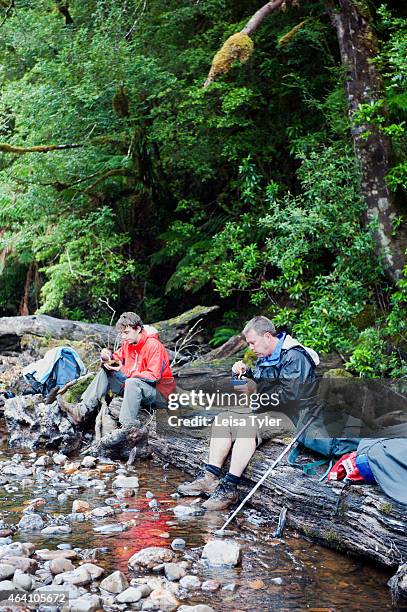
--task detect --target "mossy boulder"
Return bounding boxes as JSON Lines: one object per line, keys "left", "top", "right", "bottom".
{"left": 323, "top": 368, "right": 354, "bottom": 379}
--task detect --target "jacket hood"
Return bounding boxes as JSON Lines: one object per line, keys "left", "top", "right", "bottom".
{"left": 282, "top": 333, "right": 320, "bottom": 367}
{"left": 143, "top": 324, "right": 159, "bottom": 338}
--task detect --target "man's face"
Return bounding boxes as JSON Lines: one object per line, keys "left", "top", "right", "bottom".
{"left": 121, "top": 325, "right": 142, "bottom": 344}
{"left": 244, "top": 329, "right": 278, "bottom": 357}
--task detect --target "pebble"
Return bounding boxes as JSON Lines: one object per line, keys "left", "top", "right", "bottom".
{"left": 178, "top": 606, "right": 216, "bottom": 612}
{"left": 0, "top": 564, "right": 16, "bottom": 580}
{"left": 18, "top": 514, "right": 44, "bottom": 531}
{"left": 172, "top": 505, "right": 204, "bottom": 517}
{"left": 171, "top": 538, "right": 186, "bottom": 551}
{"left": 49, "top": 557, "right": 75, "bottom": 574}
{"left": 145, "top": 491, "right": 155, "bottom": 498}
{"left": 201, "top": 579, "right": 220, "bottom": 592}
{"left": 57, "top": 493, "right": 68, "bottom": 504}
{"left": 201, "top": 540, "right": 241, "bottom": 566}
{"left": 142, "top": 587, "right": 179, "bottom": 611}
{"left": 222, "top": 582, "right": 237, "bottom": 592}
{"left": 100, "top": 570, "right": 129, "bottom": 593}
{"left": 164, "top": 563, "right": 186, "bottom": 582}
{"left": 41, "top": 525, "right": 71, "bottom": 535}
{"left": 112, "top": 476, "right": 139, "bottom": 489}
{"left": 90, "top": 506, "right": 115, "bottom": 518}
{"left": 128, "top": 547, "right": 174, "bottom": 571}
{"left": 115, "top": 586, "right": 145, "bottom": 603}
{"left": 69, "top": 593, "right": 101, "bottom": 612}
{"left": 179, "top": 575, "right": 202, "bottom": 590}
{"left": 72, "top": 500, "right": 90, "bottom": 513}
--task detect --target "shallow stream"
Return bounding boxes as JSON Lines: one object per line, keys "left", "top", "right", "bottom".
{"left": 0, "top": 428, "right": 398, "bottom": 612}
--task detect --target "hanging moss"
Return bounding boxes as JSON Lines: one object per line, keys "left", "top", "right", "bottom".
{"left": 205, "top": 32, "right": 254, "bottom": 86}
{"left": 278, "top": 19, "right": 309, "bottom": 46}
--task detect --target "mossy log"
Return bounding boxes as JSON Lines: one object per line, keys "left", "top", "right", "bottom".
{"left": 149, "top": 422, "right": 407, "bottom": 568}
{"left": 0, "top": 306, "right": 218, "bottom": 351}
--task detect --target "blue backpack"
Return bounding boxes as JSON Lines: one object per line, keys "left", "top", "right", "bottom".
{"left": 23, "top": 347, "right": 86, "bottom": 398}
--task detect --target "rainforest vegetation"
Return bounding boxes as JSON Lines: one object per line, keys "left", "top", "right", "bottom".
{"left": 0, "top": 0, "right": 405, "bottom": 377}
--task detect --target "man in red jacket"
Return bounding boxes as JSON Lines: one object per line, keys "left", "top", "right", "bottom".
{"left": 58, "top": 312, "right": 175, "bottom": 429}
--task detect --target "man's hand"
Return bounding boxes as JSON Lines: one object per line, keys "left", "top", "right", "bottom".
{"left": 232, "top": 360, "right": 247, "bottom": 378}
{"left": 100, "top": 348, "right": 112, "bottom": 362}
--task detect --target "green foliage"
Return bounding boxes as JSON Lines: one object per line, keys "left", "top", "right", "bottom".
{"left": 0, "top": 0, "right": 404, "bottom": 378}
{"left": 209, "top": 326, "right": 239, "bottom": 347}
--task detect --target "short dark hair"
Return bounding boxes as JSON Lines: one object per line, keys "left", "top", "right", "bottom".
{"left": 243, "top": 316, "right": 276, "bottom": 337}
{"left": 116, "top": 312, "right": 144, "bottom": 332}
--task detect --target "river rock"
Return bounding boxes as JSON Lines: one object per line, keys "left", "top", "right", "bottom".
{"left": 0, "top": 542, "right": 34, "bottom": 558}
{"left": 77, "top": 562, "right": 104, "bottom": 580}
{"left": 55, "top": 567, "right": 92, "bottom": 586}
{"left": 116, "top": 585, "right": 145, "bottom": 603}
{"left": 171, "top": 538, "right": 186, "bottom": 551}
{"left": 112, "top": 476, "right": 140, "bottom": 489}
{"left": 201, "top": 579, "right": 220, "bottom": 592}
{"left": 90, "top": 506, "right": 115, "bottom": 518}
{"left": 0, "top": 564, "right": 15, "bottom": 580}
{"left": 172, "top": 505, "right": 204, "bottom": 517}
{"left": 1, "top": 556, "right": 37, "bottom": 573}
{"left": 53, "top": 453, "right": 68, "bottom": 466}
{"left": 3, "top": 395, "right": 79, "bottom": 454}
{"left": 41, "top": 525, "right": 71, "bottom": 535}
{"left": 100, "top": 570, "right": 129, "bottom": 593}
{"left": 128, "top": 547, "right": 174, "bottom": 571}
{"left": 18, "top": 514, "right": 44, "bottom": 531}
{"left": 72, "top": 500, "right": 90, "bottom": 513}
{"left": 0, "top": 579, "right": 14, "bottom": 591}
{"left": 2, "top": 464, "right": 33, "bottom": 477}
{"left": 179, "top": 574, "right": 201, "bottom": 589}
{"left": 201, "top": 540, "right": 241, "bottom": 566}
{"left": 35, "top": 549, "right": 78, "bottom": 561}
{"left": 178, "top": 606, "right": 216, "bottom": 612}
{"left": 164, "top": 563, "right": 186, "bottom": 582}
{"left": 49, "top": 557, "right": 75, "bottom": 574}
{"left": 13, "top": 568, "right": 33, "bottom": 591}
{"left": 81, "top": 456, "right": 96, "bottom": 468}
{"left": 69, "top": 593, "right": 101, "bottom": 612}
{"left": 34, "top": 455, "right": 51, "bottom": 467}
{"left": 142, "top": 587, "right": 179, "bottom": 611}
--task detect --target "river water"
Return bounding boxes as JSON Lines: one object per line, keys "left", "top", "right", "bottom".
{"left": 0, "top": 432, "right": 397, "bottom": 612}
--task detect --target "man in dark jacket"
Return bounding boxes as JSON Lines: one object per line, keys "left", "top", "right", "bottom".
{"left": 177, "top": 315, "right": 319, "bottom": 510}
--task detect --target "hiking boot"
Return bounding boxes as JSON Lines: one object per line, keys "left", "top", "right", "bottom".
{"left": 177, "top": 469, "right": 220, "bottom": 496}
{"left": 57, "top": 396, "right": 86, "bottom": 425}
{"left": 201, "top": 479, "right": 239, "bottom": 511}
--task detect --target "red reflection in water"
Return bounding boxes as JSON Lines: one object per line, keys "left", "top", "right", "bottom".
{"left": 111, "top": 496, "right": 175, "bottom": 572}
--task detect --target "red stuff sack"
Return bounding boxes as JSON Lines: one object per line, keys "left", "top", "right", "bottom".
{"left": 328, "top": 451, "right": 365, "bottom": 482}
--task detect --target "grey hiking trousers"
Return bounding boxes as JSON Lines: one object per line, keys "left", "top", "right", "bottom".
{"left": 81, "top": 369, "right": 165, "bottom": 427}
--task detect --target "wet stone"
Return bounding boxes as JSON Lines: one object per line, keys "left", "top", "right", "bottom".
{"left": 69, "top": 593, "right": 101, "bottom": 612}
{"left": 13, "top": 568, "right": 33, "bottom": 591}
{"left": 141, "top": 587, "right": 179, "bottom": 612}
{"left": 202, "top": 540, "right": 241, "bottom": 566}
{"left": 178, "top": 606, "right": 216, "bottom": 612}
{"left": 116, "top": 586, "right": 145, "bottom": 603}
{"left": 179, "top": 574, "right": 202, "bottom": 590}
{"left": 49, "top": 557, "right": 75, "bottom": 575}
{"left": 72, "top": 500, "right": 90, "bottom": 513}
{"left": 170, "top": 538, "right": 186, "bottom": 551}
{"left": 201, "top": 579, "right": 220, "bottom": 592}
{"left": 164, "top": 563, "right": 186, "bottom": 582}
{"left": 90, "top": 506, "right": 115, "bottom": 518}
{"left": 112, "top": 476, "right": 139, "bottom": 489}
{"left": 100, "top": 570, "right": 129, "bottom": 593}
{"left": 0, "top": 564, "right": 15, "bottom": 580}
{"left": 128, "top": 547, "right": 174, "bottom": 571}
{"left": 41, "top": 525, "right": 71, "bottom": 535}
{"left": 172, "top": 505, "right": 204, "bottom": 517}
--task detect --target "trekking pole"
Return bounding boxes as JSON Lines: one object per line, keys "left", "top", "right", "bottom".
{"left": 216, "top": 404, "right": 322, "bottom": 534}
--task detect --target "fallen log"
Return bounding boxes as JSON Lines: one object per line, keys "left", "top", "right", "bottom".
{"left": 149, "top": 421, "right": 407, "bottom": 568}
{"left": 0, "top": 305, "right": 218, "bottom": 351}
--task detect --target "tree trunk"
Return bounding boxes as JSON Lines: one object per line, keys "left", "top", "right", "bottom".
{"left": 330, "top": 0, "right": 406, "bottom": 281}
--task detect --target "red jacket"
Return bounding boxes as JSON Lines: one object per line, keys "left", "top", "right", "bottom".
{"left": 113, "top": 326, "right": 175, "bottom": 398}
